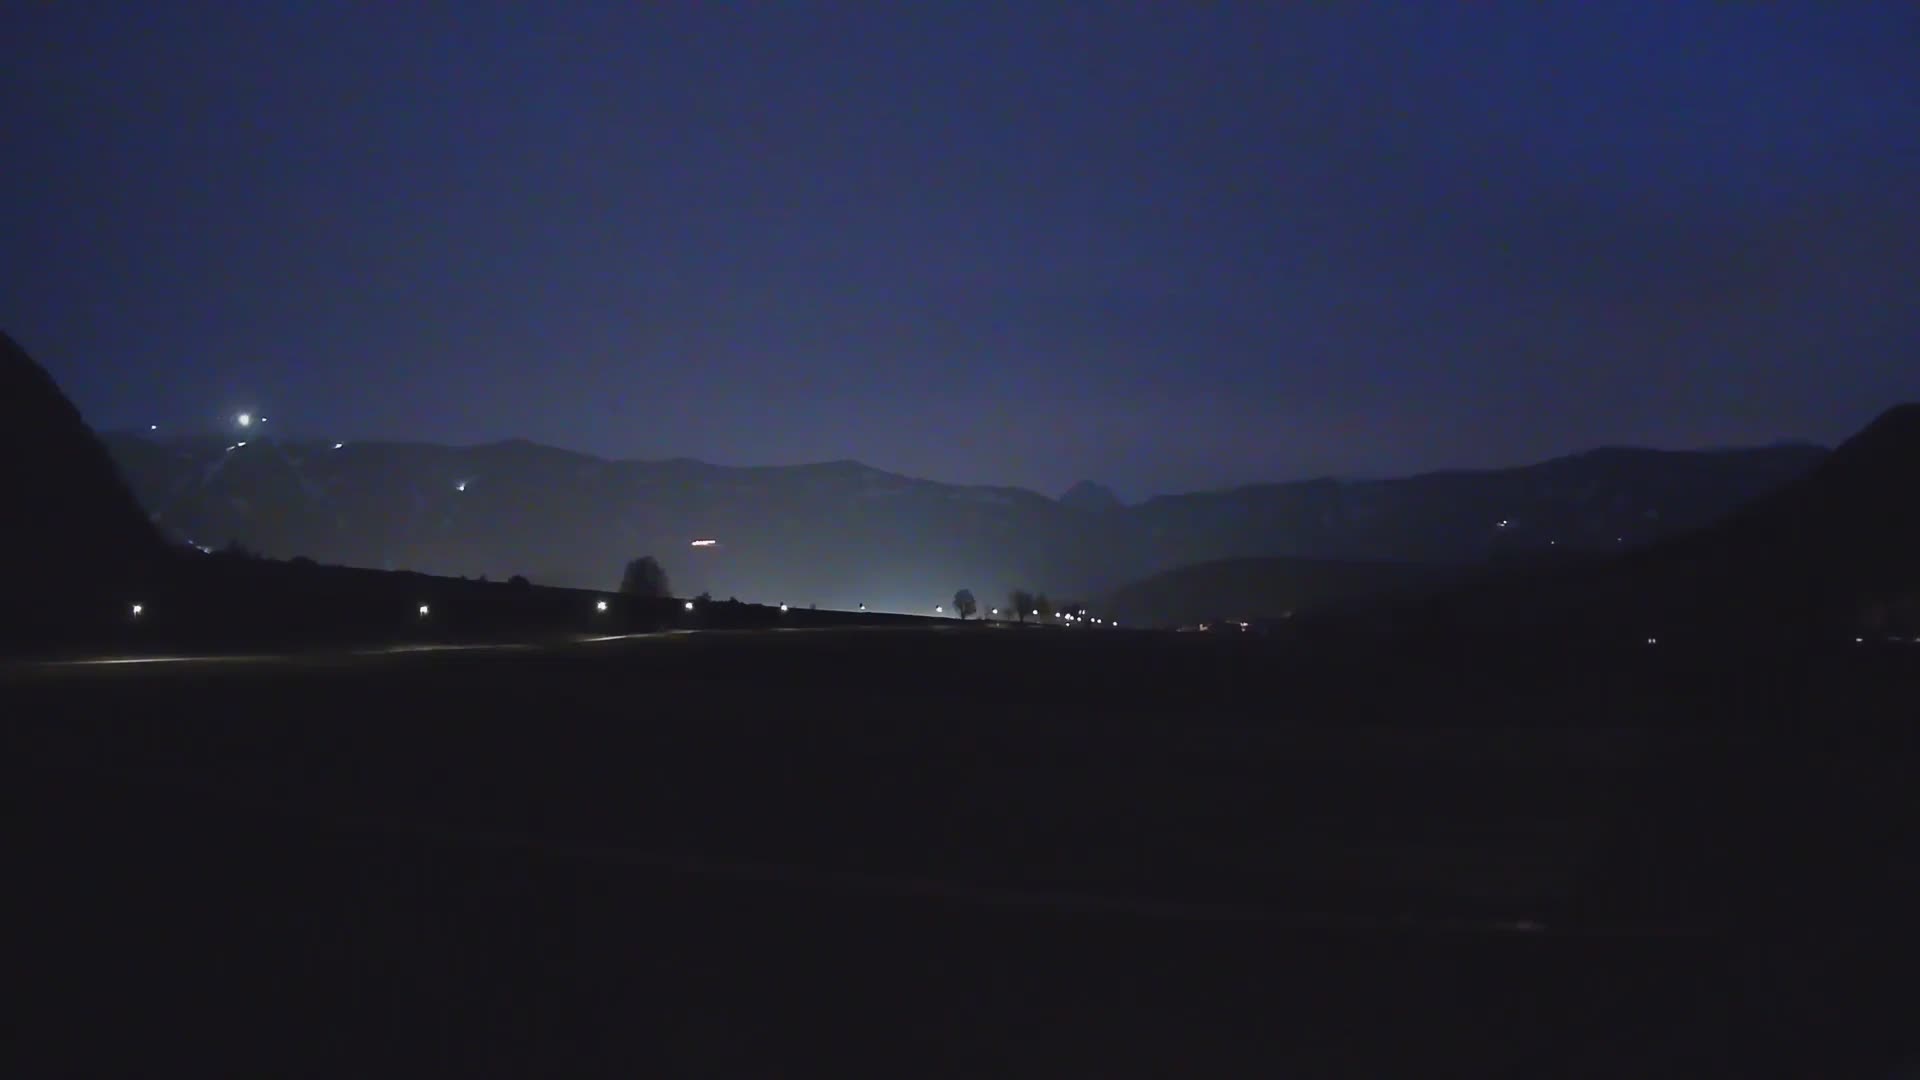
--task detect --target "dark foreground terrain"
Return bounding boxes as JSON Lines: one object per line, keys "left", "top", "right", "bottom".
{"left": 8, "top": 627, "right": 1919, "bottom": 1077}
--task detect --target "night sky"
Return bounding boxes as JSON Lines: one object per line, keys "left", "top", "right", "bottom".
{"left": 6, "top": 4, "right": 1917, "bottom": 499}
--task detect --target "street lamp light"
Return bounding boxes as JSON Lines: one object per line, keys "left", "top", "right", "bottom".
{"left": 595, "top": 599, "right": 608, "bottom": 613}
{"left": 684, "top": 600, "right": 695, "bottom": 612}
{"left": 130, "top": 603, "right": 144, "bottom": 617}
{"left": 418, "top": 604, "right": 430, "bottom": 617}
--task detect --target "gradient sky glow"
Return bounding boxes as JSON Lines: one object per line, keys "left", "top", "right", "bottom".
{"left": 5, "top": 3, "right": 1918, "bottom": 498}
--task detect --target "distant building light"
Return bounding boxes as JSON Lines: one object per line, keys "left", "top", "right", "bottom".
{"left": 148, "top": 424, "right": 158, "bottom": 432}
{"left": 780, "top": 603, "right": 789, "bottom": 612}
{"left": 418, "top": 604, "right": 431, "bottom": 617}
{"left": 454, "top": 480, "right": 467, "bottom": 492}
{"left": 1031, "top": 610, "right": 1038, "bottom": 616}
{"left": 990, "top": 608, "right": 999, "bottom": 615}
{"left": 236, "top": 412, "right": 253, "bottom": 427}
{"left": 130, "top": 603, "right": 144, "bottom": 616}
{"left": 684, "top": 600, "right": 695, "bottom": 611}
{"left": 690, "top": 538, "right": 718, "bottom": 547}
{"left": 234, "top": 441, "right": 247, "bottom": 448}
{"left": 595, "top": 599, "right": 608, "bottom": 612}
{"left": 1497, "top": 520, "right": 1509, "bottom": 528}
{"left": 859, "top": 604, "right": 868, "bottom": 611}
{"left": 1645, "top": 636, "right": 1657, "bottom": 645}
{"left": 935, "top": 605, "right": 944, "bottom": 613}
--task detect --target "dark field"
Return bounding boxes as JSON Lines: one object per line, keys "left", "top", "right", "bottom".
{"left": 8, "top": 628, "right": 1919, "bottom": 1076}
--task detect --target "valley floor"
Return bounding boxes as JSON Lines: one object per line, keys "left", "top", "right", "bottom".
{"left": 7, "top": 629, "right": 1918, "bottom": 1076}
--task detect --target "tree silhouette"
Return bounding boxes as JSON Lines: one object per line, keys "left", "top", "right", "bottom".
{"left": 619, "top": 556, "right": 671, "bottom": 598}
{"left": 1035, "top": 593, "right": 1055, "bottom": 619}
{"left": 1009, "top": 589, "right": 1036, "bottom": 623}
{"left": 953, "top": 588, "right": 977, "bottom": 620}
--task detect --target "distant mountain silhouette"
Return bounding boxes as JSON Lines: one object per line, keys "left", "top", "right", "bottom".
{"left": 1, "top": 331, "right": 163, "bottom": 628}
{"left": 1100, "top": 557, "right": 1465, "bottom": 628}
{"left": 99, "top": 431, "right": 1824, "bottom": 610}
{"left": 1059, "top": 480, "right": 1124, "bottom": 512}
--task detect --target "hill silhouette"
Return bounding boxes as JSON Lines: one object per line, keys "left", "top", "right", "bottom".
{"left": 0, "top": 331, "right": 164, "bottom": 638}
{"left": 1100, "top": 557, "right": 1465, "bottom": 628}
{"left": 1636, "top": 402, "right": 1920, "bottom": 635}
{"left": 1406, "top": 404, "right": 1920, "bottom": 644}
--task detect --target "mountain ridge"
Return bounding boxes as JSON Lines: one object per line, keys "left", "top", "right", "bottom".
{"left": 99, "top": 426, "right": 1828, "bottom": 611}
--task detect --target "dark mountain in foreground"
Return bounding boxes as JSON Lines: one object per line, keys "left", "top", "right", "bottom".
{"left": 1405, "top": 404, "right": 1920, "bottom": 644}
{"left": 99, "top": 430, "right": 1825, "bottom": 609}
{"left": 1, "top": 332, "right": 163, "bottom": 625}
{"left": 1099, "top": 557, "right": 1467, "bottom": 628}
{"left": 1636, "top": 403, "right": 1920, "bottom": 634}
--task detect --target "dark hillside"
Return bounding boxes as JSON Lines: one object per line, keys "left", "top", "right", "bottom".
{"left": 1101, "top": 557, "right": 1464, "bottom": 628}
{"left": 0, "top": 331, "right": 165, "bottom": 641}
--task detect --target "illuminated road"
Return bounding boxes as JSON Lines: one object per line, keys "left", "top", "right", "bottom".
{"left": 3, "top": 624, "right": 924, "bottom": 680}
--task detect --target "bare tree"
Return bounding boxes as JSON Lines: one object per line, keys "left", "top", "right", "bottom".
{"left": 619, "top": 556, "right": 671, "bottom": 598}
{"left": 1009, "top": 589, "right": 1036, "bottom": 623}
{"left": 1035, "top": 593, "right": 1055, "bottom": 620}
{"left": 953, "top": 588, "right": 977, "bottom": 620}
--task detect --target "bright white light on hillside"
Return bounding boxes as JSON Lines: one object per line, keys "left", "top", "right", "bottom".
{"left": 1031, "top": 610, "right": 1038, "bottom": 616}
{"left": 780, "top": 603, "right": 789, "bottom": 612}
{"left": 690, "top": 538, "right": 717, "bottom": 547}
{"left": 684, "top": 600, "right": 695, "bottom": 611}
{"left": 990, "top": 608, "right": 998, "bottom": 616}
{"left": 595, "top": 600, "right": 608, "bottom": 612}
{"left": 859, "top": 604, "right": 868, "bottom": 611}
{"left": 130, "top": 603, "right": 143, "bottom": 616}
{"left": 418, "top": 604, "right": 430, "bottom": 617}
{"left": 935, "top": 605, "right": 944, "bottom": 613}
{"left": 1645, "top": 636, "right": 1657, "bottom": 645}
{"left": 236, "top": 412, "right": 252, "bottom": 427}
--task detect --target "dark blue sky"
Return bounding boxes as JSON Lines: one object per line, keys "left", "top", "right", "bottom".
{"left": 6, "top": 3, "right": 1917, "bottom": 498}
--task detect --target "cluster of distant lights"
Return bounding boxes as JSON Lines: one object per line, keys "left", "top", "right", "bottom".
{"left": 118, "top": 595, "right": 1910, "bottom": 647}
